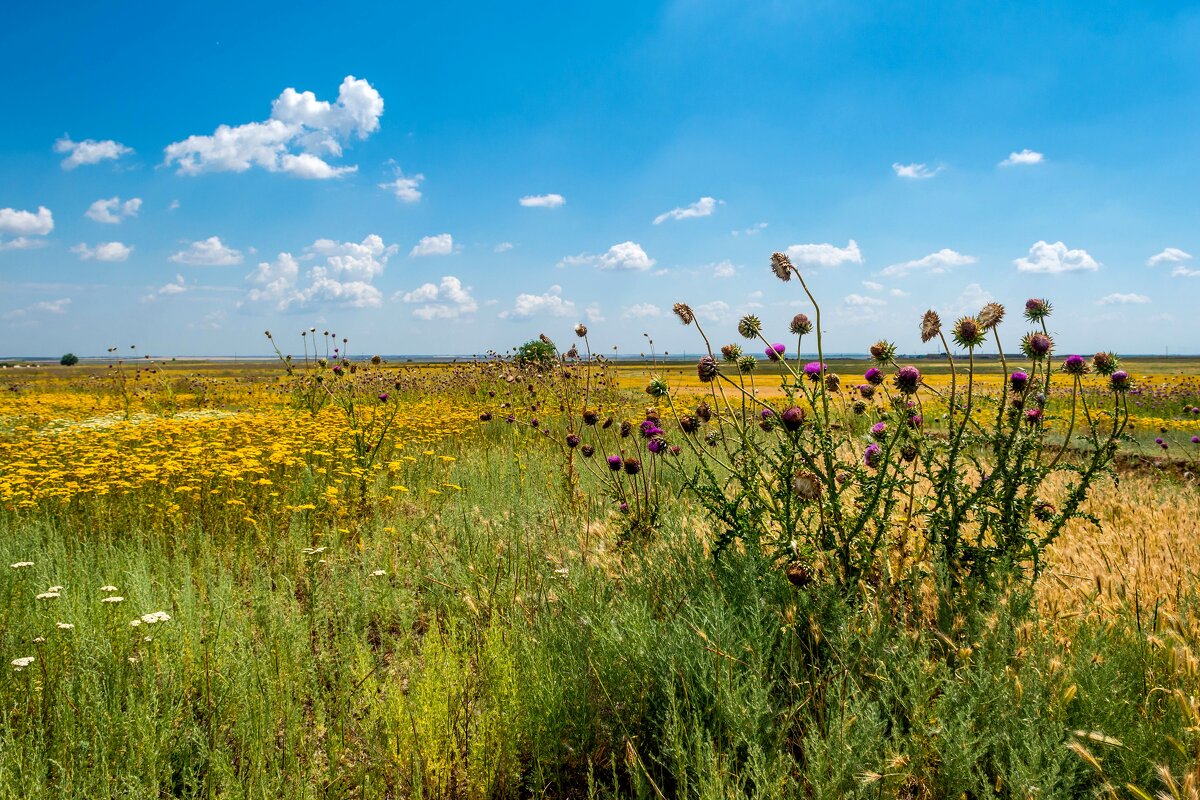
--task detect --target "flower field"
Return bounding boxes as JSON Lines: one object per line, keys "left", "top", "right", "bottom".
{"left": 1, "top": 330, "right": 1200, "bottom": 798}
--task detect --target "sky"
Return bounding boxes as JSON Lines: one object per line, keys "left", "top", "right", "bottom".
{"left": 2, "top": 0, "right": 1199, "bottom": 358}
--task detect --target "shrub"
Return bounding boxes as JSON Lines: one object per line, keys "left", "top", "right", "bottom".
{"left": 59, "top": 352, "right": 79, "bottom": 366}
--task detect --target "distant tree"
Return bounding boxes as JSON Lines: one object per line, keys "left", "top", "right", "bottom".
{"left": 59, "top": 353, "right": 79, "bottom": 366}
{"left": 517, "top": 339, "right": 556, "bottom": 365}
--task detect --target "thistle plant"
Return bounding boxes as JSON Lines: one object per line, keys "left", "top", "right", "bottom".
{"left": 663, "top": 251, "right": 1129, "bottom": 609}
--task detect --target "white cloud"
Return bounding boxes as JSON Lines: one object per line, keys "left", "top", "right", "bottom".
{"left": 892, "top": 162, "right": 941, "bottom": 179}
{"left": 889, "top": 288, "right": 910, "bottom": 297}
{"left": 54, "top": 136, "right": 133, "bottom": 169}
{"left": 999, "top": 149, "right": 1045, "bottom": 167}
{"left": 1147, "top": 247, "right": 1192, "bottom": 267}
{"left": 623, "top": 303, "right": 661, "bottom": 319}
{"left": 694, "top": 300, "right": 730, "bottom": 322}
{"left": 519, "top": 193, "right": 565, "bottom": 208}
{"left": 142, "top": 274, "right": 188, "bottom": 302}
{"left": 242, "top": 234, "right": 397, "bottom": 311}
{"left": 844, "top": 294, "right": 885, "bottom": 307}
{"left": 499, "top": 285, "right": 576, "bottom": 320}
{"left": 949, "top": 283, "right": 994, "bottom": 316}
{"left": 85, "top": 197, "right": 142, "bottom": 224}
{"left": 561, "top": 241, "right": 655, "bottom": 272}
{"left": 71, "top": 241, "right": 132, "bottom": 262}
{"left": 1013, "top": 240, "right": 1100, "bottom": 274}
{"left": 0, "top": 206, "right": 54, "bottom": 236}
{"left": 711, "top": 260, "right": 736, "bottom": 278}
{"left": 880, "top": 248, "right": 976, "bottom": 278}
{"left": 399, "top": 275, "right": 478, "bottom": 320}
{"left": 170, "top": 236, "right": 244, "bottom": 266}
{"left": 861, "top": 280, "right": 883, "bottom": 292}
{"left": 585, "top": 304, "right": 605, "bottom": 323}
{"left": 409, "top": 233, "right": 454, "bottom": 257}
{"left": 732, "top": 222, "right": 768, "bottom": 237}
{"left": 163, "top": 76, "right": 381, "bottom": 179}
{"left": 785, "top": 240, "right": 862, "bottom": 268}
{"left": 0, "top": 237, "right": 47, "bottom": 251}
{"left": 1097, "top": 293, "right": 1150, "bottom": 305}
{"left": 653, "top": 196, "right": 719, "bottom": 224}
{"left": 1170, "top": 266, "right": 1200, "bottom": 278}
{"left": 2, "top": 298, "right": 71, "bottom": 321}
{"left": 494, "top": 242, "right": 514, "bottom": 253}
{"left": 379, "top": 167, "right": 424, "bottom": 202}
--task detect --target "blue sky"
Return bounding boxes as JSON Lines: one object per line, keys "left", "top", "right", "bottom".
{"left": 2, "top": 0, "right": 1199, "bottom": 357}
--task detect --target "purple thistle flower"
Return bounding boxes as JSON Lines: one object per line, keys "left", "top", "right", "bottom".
{"left": 607, "top": 455, "right": 622, "bottom": 471}
{"left": 863, "top": 443, "right": 883, "bottom": 469}
{"left": 1025, "top": 408, "right": 1043, "bottom": 425}
{"left": 804, "top": 361, "right": 824, "bottom": 381}
{"left": 566, "top": 434, "right": 581, "bottom": 448}
{"left": 1009, "top": 371, "right": 1029, "bottom": 393}
{"left": 1062, "top": 354, "right": 1088, "bottom": 376}
{"left": 908, "top": 414, "right": 923, "bottom": 429}
{"left": 781, "top": 406, "right": 805, "bottom": 431}
{"left": 647, "top": 438, "right": 666, "bottom": 454}
{"left": 870, "top": 421, "right": 887, "bottom": 440}
{"left": 1110, "top": 370, "right": 1131, "bottom": 393}
{"left": 864, "top": 367, "right": 884, "bottom": 386}
{"left": 1191, "top": 436, "right": 1199, "bottom": 444}
{"left": 893, "top": 365, "right": 922, "bottom": 395}
{"left": 670, "top": 445, "right": 682, "bottom": 456}
{"left": 377, "top": 392, "right": 389, "bottom": 402}
{"left": 1155, "top": 437, "right": 1164, "bottom": 445}
{"left": 639, "top": 419, "right": 664, "bottom": 438}
{"left": 619, "top": 501, "right": 629, "bottom": 513}
{"left": 765, "top": 342, "right": 786, "bottom": 361}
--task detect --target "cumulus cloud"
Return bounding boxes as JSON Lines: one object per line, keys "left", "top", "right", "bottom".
{"left": 1013, "top": 240, "right": 1100, "bottom": 274}
{"left": 379, "top": 167, "right": 424, "bottom": 202}
{"left": 242, "top": 234, "right": 397, "bottom": 311}
{"left": 494, "top": 242, "right": 514, "bottom": 253}
{"left": 409, "top": 233, "right": 454, "bottom": 257}
{"left": 86, "top": 197, "right": 142, "bottom": 224}
{"left": 694, "top": 300, "right": 730, "bottom": 322}
{"left": 892, "top": 162, "right": 941, "bottom": 179}
{"left": 949, "top": 283, "right": 995, "bottom": 316}
{"left": 163, "top": 76, "right": 381, "bottom": 179}
{"left": 0, "top": 237, "right": 47, "bottom": 251}
{"left": 560, "top": 241, "right": 655, "bottom": 271}
{"left": 732, "top": 222, "right": 768, "bottom": 237}
{"left": 142, "top": 274, "right": 188, "bottom": 302}
{"left": 1147, "top": 247, "right": 1192, "bottom": 267}
{"left": 623, "top": 303, "right": 661, "bottom": 319}
{"left": 880, "top": 248, "right": 976, "bottom": 278}
{"left": 653, "top": 196, "right": 719, "bottom": 224}
{"left": 54, "top": 136, "right": 133, "bottom": 169}
{"left": 399, "top": 275, "right": 478, "bottom": 320}
{"left": 785, "top": 240, "right": 862, "bottom": 268}
{"left": 1171, "top": 266, "right": 1200, "bottom": 278}
{"left": 1097, "top": 293, "right": 1150, "bottom": 305}
{"left": 861, "top": 280, "right": 883, "bottom": 292}
{"left": 0, "top": 206, "right": 54, "bottom": 236}
{"left": 499, "top": 285, "right": 576, "bottom": 320}
{"left": 999, "top": 149, "right": 1044, "bottom": 167}
{"left": 170, "top": 236, "right": 244, "bottom": 266}
{"left": 711, "top": 260, "right": 736, "bottom": 278}
{"left": 2, "top": 298, "right": 72, "bottom": 321}
{"left": 519, "top": 193, "right": 565, "bottom": 208}
{"left": 844, "top": 294, "right": 885, "bottom": 307}
{"left": 71, "top": 241, "right": 132, "bottom": 262}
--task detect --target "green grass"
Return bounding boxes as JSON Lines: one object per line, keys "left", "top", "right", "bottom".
{"left": 2, "top": 427, "right": 1200, "bottom": 798}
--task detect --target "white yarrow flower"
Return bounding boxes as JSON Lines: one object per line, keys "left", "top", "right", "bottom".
{"left": 101, "top": 596, "right": 124, "bottom": 604}
{"left": 56, "top": 622, "right": 75, "bottom": 630}
{"left": 10, "top": 562, "right": 34, "bottom": 569}
{"left": 369, "top": 569, "right": 387, "bottom": 577}
{"left": 99, "top": 585, "right": 119, "bottom": 592}
{"left": 36, "top": 591, "right": 61, "bottom": 600}
{"left": 140, "top": 611, "right": 171, "bottom": 624}
{"left": 11, "top": 656, "right": 34, "bottom": 670}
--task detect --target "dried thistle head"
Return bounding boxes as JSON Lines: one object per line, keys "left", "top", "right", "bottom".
{"left": 868, "top": 340, "right": 896, "bottom": 365}
{"left": 770, "top": 252, "right": 794, "bottom": 282}
{"left": 574, "top": 323, "right": 588, "bottom": 338}
{"left": 978, "top": 302, "right": 1005, "bottom": 330}
{"left": 696, "top": 356, "right": 719, "bottom": 382}
{"left": 720, "top": 343, "right": 742, "bottom": 363}
{"left": 919, "top": 310, "right": 941, "bottom": 343}
{"left": 539, "top": 333, "right": 555, "bottom": 347}
{"left": 791, "top": 470, "right": 821, "bottom": 501}
{"left": 673, "top": 303, "right": 695, "bottom": 325}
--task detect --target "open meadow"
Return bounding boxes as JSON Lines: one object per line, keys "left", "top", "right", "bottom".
{"left": 2, "top": 318, "right": 1200, "bottom": 798}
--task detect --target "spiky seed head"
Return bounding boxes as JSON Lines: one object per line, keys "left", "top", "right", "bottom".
{"left": 1091, "top": 351, "right": 1119, "bottom": 376}
{"left": 673, "top": 303, "right": 695, "bottom": 325}
{"left": 952, "top": 316, "right": 986, "bottom": 349}
{"left": 737, "top": 354, "right": 758, "bottom": 373}
{"left": 978, "top": 303, "right": 1005, "bottom": 330}
{"left": 869, "top": 340, "right": 896, "bottom": 364}
{"left": 680, "top": 415, "right": 700, "bottom": 434}
{"left": 791, "top": 471, "right": 822, "bottom": 501}
{"left": 781, "top": 406, "right": 805, "bottom": 431}
{"left": 696, "top": 355, "right": 719, "bottom": 382}
{"left": 695, "top": 401, "right": 712, "bottom": 422}
{"left": 770, "top": 252, "right": 794, "bottom": 281}
{"left": 737, "top": 314, "right": 763, "bottom": 339}
{"left": 920, "top": 310, "right": 942, "bottom": 343}
{"left": 646, "top": 377, "right": 670, "bottom": 397}
{"left": 622, "top": 457, "right": 642, "bottom": 475}
{"left": 1020, "top": 332, "right": 1054, "bottom": 360}
{"left": 720, "top": 343, "right": 742, "bottom": 363}
{"left": 1024, "top": 298, "right": 1053, "bottom": 322}
{"left": 789, "top": 313, "right": 813, "bottom": 335}
{"left": 824, "top": 373, "right": 841, "bottom": 393}
{"left": 582, "top": 409, "right": 600, "bottom": 426}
